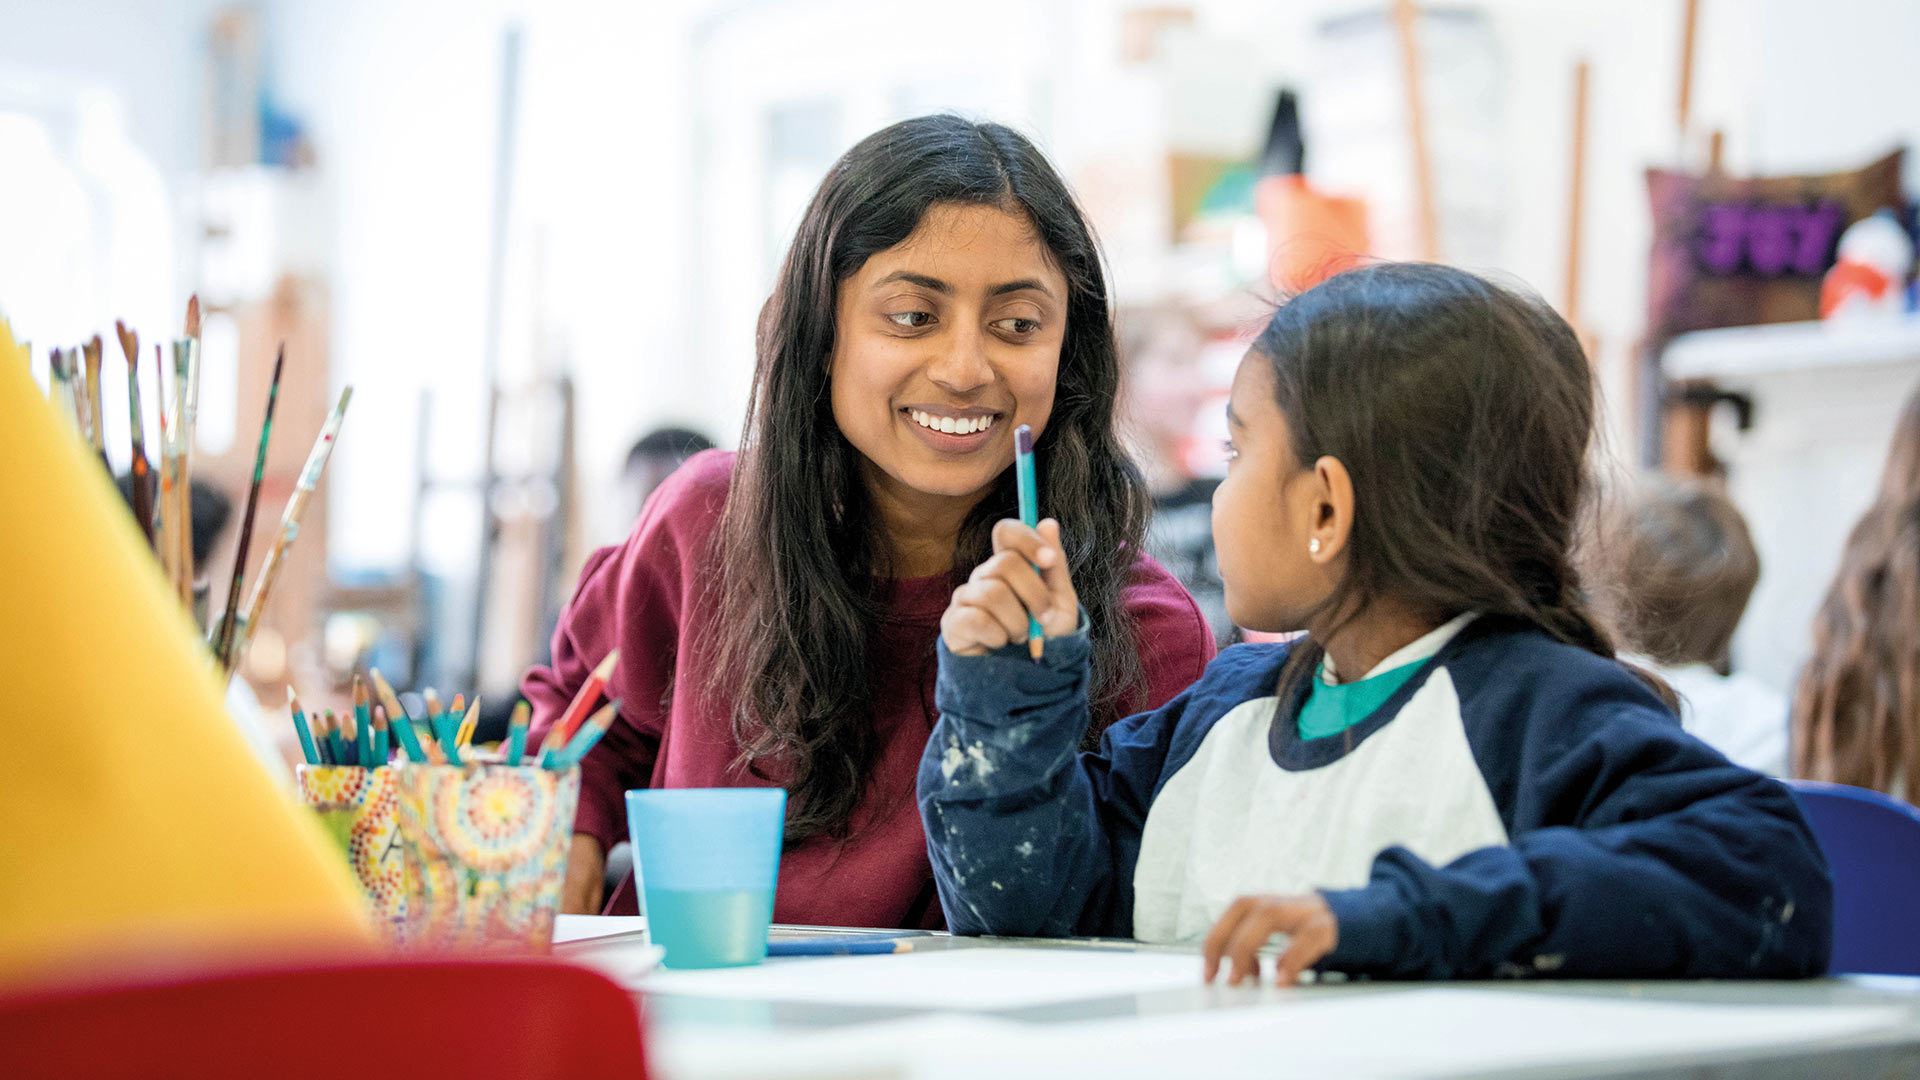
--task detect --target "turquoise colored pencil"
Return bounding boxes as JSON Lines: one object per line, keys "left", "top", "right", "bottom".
{"left": 324, "top": 709, "right": 345, "bottom": 765}
{"left": 505, "top": 700, "right": 530, "bottom": 765}
{"left": 425, "top": 688, "right": 461, "bottom": 766}
{"left": 369, "top": 669, "right": 427, "bottom": 762}
{"left": 286, "top": 687, "right": 319, "bottom": 766}
{"left": 1013, "top": 424, "right": 1043, "bottom": 661}
{"left": 371, "top": 705, "right": 390, "bottom": 765}
{"left": 545, "top": 699, "right": 620, "bottom": 770}
{"left": 339, "top": 707, "right": 359, "bottom": 766}
{"left": 352, "top": 675, "right": 374, "bottom": 767}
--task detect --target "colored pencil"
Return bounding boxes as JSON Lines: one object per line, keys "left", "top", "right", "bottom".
{"left": 368, "top": 669, "right": 428, "bottom": 763}
{"left": 339, "top": 707, "right": 359, "bottom": 767}
{"left": 213, "top": 344, "right": 284, "bottom": 671}
{"left": 539, "top": 650, "right": 619, "bottom": 757}
{"left": 227, "top": 386, "right": 353, "bottom": 677}
{"left": 371, "top": 705, "right": 390, "bottom": 765}
{"left": 765, "top": 937, "right": 916, "bottom": 957}
{"left": 287, "top": 686, "right": 320, "bottom": 766}
{"left": 425, "top": 689, "right": 460, "bottom": 765}
{"left": 116, "top": 322, "right": 154, "bottom": 549}
{"left": 504, "top": 701, "right": 530, "bottom": 766}
{"left": 1014, "top": 424, "right": 1043, "bottom": 660}
{"left": 64, "top": 347, "right": 91, "bottom": 445}
{"left": 81, "top": 335, "right": 106, "bottom": 462}
{"left": 544, "top": 699, "right": 620, "bottom": 770}
{"left": 456, "top": 696, "right": 479, "bottom": 749}
{"left": 48, "top": 349, "right": 79, "bottom": 431}
{"left": 353, "top": 675, "right": 374, "bottom": 767}
{"left": 322, "top": 710, "right": 345, "bottom": 766}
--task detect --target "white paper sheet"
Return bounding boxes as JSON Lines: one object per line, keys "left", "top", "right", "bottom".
{"left": 637, "top": 946, "right": 1209, "bottom": 1009}
{"left": 552, "top": 914, "right": 649, "bottom": 944}
{"left": 651, "top": 988, "right": 1909, "bottom": 1080}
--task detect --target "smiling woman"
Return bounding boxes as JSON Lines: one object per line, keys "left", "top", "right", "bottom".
{"left": 520, "top": 115, "right": 1216, "bottom": 928}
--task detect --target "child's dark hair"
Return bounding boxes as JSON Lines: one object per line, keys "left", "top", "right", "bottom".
{"left": 1254, "top": 262, "right": 1674, "bottom": 707}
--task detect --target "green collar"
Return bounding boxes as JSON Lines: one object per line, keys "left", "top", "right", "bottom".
{"left": 1297, "top": 658, "right": 1428, "bottom": 741}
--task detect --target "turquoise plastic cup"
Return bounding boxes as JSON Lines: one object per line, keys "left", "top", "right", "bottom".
{"left": 625, "top": 787, "right": 786, "bottom": 969}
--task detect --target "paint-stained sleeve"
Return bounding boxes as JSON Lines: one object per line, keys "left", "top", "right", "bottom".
{"left": 1321, "top": 693, "right": 1833, "bottom": 979}
{"left": 919, "top": 632, "right": 1198, "bottom": 938}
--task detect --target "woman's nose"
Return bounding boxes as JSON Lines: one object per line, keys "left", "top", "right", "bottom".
{"left": 926, "top": 324, "right": 993, "bottom": 394}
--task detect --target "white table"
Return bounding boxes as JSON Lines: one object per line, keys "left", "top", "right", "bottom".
{"left": 554, "top": 922, "right": 1920, "bottom": 1079}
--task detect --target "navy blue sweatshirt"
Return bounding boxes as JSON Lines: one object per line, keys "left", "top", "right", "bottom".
{"left": 917, "top": 614, "right": 1831, "bottom": 978}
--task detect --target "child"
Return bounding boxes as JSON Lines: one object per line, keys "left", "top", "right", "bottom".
{"left": 1596, "top": 476, "right": 1787, "bottom": 775}
{"left": 920, "top": 263, "right": 1831, "bottom": 984}
{"left": 1795, "top": 384, "right": 1920, "bottom": 799}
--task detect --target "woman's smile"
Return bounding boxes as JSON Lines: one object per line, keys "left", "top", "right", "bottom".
{"left": 901, "top": 405, "right": 1003, "bottom": 452}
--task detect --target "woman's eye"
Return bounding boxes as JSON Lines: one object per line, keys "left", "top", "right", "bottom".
{"left": 886, "top": 311, "right": 936, "bottom": 329}
{"left": 992, "top": 317, "right": 1041, "bottom": 336}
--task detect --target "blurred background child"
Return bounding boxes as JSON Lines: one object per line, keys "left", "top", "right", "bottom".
{"left": 1596, "top": 476, "right": 1787, "bottom": 775}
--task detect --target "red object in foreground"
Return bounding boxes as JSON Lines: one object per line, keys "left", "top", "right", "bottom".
{"left": 0, "top": 956, "right": 648, "bottom": 1080}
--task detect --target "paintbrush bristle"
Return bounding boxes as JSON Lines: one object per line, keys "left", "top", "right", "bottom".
{"left": 1015, "top": 424, "right": 1033, "bottom": 455}
{"left": 185, "top": 294, "right": 200, "bottom": 339}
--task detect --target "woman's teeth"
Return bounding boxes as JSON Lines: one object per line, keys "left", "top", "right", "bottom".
{"left": 909, "top": 409, "right": 996, "bottom": 436}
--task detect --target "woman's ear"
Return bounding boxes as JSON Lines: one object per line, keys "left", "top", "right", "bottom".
{"left": 1308, "top": 455, "right": 1354, "bottom": 564}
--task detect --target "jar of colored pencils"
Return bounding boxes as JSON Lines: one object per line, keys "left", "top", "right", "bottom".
{"left": 392, "top": 763, "right": 582, "bottom": 953}
{"left": 296, "top": 764, "right": 408, "bottom": 943}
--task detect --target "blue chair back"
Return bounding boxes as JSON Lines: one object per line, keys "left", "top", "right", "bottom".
{"left": 1784, "top": 779, "right": 1920, "bottom": 975}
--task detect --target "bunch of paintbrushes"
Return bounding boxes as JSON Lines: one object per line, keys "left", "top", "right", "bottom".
{"left": 285, "top": 658, "right": 619, "bottom": 772}
{"left": 33, "top": 296, "right": 354, "bottom": 680}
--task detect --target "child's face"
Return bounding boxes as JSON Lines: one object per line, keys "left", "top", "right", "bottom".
{"left": 1212, "top": 350, "right": 1341, "bottom": 632}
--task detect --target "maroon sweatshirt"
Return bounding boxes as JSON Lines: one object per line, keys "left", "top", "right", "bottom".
{"left": 521, "top": 450, "right": 1216, "bottom": 928}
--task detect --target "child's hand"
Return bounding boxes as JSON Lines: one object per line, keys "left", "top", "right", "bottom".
{"left": 942, "top": 518, "right": 1081, "bottom": 656}
{"left": 1202, "top": 893, "right": 1339, "bottom": 986}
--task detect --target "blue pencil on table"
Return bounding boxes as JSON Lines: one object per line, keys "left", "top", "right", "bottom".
{"left": 286, "top": 687, "right": 319, "bottom": 766}
{"left": 766, "top": 936, "right": 917, "bottom": 957}
{"left": 1013, "top": 423, "right": 1044, "bottom": 661}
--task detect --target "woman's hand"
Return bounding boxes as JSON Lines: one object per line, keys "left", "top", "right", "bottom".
{"left": 1202, "top": 893, "right": 1339, "bottom": 986}
{"left": 942, "top": 518, "right": 1081, "bottom": 656}
{"left": 562, "top": 833, "right": 608, "bottom": 914}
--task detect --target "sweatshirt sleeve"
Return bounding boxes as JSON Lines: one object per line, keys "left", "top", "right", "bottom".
{"left": 919, "top": 631, "right": 1201, "bottom": 938}
{"left": 1321, "top": 694, "right": 1833, "bottom": 979}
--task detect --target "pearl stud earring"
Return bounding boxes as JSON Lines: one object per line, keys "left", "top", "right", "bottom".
{"left": 1309, "top": 538, "right": 1322, "bottom": 555}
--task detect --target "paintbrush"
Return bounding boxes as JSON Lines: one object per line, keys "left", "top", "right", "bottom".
{"left": 175, "top": 294, "right": 202, "bottom": 616}
{"left": 116, "top": 322, "right": 155, "bottom": 550}
{"left": 154, "top": 343, "right": 182, "bottom": 594}
{"left": 82, "top": 335, "right": 106, "bottom": 466}
{"left": 213, "top": 343, "right": 284, "bottom": 672}
{"left": 226, "top": 387, "right": 353, "bottom": 680}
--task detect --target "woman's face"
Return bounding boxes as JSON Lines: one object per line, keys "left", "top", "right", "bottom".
{"left": 830, "top": 202, "right": 1068, "bottom": 506}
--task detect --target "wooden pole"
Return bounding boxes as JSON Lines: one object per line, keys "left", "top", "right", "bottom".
{"left": 1563, "top": 60, "right": 1590, "bottom": 326}
{"left": 1392, "top": 0, "right": 1439, "bottom": 261}
{"left": 1677, "top": 0, "right": 1699, "bottom": 140}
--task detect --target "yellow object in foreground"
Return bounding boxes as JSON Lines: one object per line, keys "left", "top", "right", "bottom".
{"left": 0, "top": 351, "right": 371, "bottom": 985}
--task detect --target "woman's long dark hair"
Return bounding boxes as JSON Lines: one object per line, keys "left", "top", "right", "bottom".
{"left": 1793, "top": 386, "right": 1920, "bottom": 792}
{"left": 1254, "top": 263, "right": 1674, "bottom": 708}
{"left": 708, "top": 115, "right": 1149, "bottom": 843}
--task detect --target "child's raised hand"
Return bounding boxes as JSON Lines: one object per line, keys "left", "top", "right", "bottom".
{"left": 1202, "top": 893, "right": 1339, "bottom": 987}
{"left": 942, "top": 518, "right": 1081, "bottom": 657}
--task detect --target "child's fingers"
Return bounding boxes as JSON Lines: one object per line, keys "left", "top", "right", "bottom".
{"left": 1202, "top": 897, "right": 1258, "bottom": 982}
{"left": 969, "top": 550, "right": 1054, "bottom": 624}
{"left": 1222, "top": 907, "right": 1283, "bottom": 986}
{"left": 1035, "top": 519, "right": 1079, "bottom": 636}
{"left": 1273, "top": 916, "right": 1337, "bottom": 987}
{"left": 990, "top": 518, "right": 1060, "bottom": 570}
{"left": 940, "top": 602, "right": 1013, "bottom": 656}
{"left": 952, "top": 576, "right": 1040, "bottom": 645}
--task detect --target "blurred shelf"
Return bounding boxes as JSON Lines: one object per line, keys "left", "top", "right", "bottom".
{"left": 1663, "top": 317, "right": 1920, "bottom": 380}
